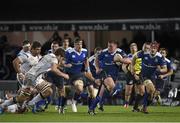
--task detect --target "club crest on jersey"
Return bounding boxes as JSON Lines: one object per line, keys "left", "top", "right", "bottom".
{"left": 105, "top": 54, "right": 108, "bottom": 57}
{"left": 72, "top": 55, "right": 76, "bottom": 58}
{"left": 144, "top": 57, "right": 148, "bottom": 60}
{"left": 83, "top": 54, "right": 86, "bottom": 58}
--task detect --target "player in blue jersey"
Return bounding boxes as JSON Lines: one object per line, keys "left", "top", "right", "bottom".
{"left": 154, "top": 48, "right": 173, "bottom": 104}
{"left": 88, "top": 47, "right": 104, "bottom": 111}
{"left": 88, "top": 40, "right": 131, "bottom": 115}
{"left": 132, "top": 41, "right": 167, "bottom": 113}
{"left": 65, "top": 38, "right": 95, "bottom": 113}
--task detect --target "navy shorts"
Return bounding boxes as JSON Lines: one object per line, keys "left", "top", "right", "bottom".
{"left": 125, "top": 71, "right": 134, "bottom": 85}
{"left": 68, "top": 72, "right": 94, "bottom": 87}
{"left": 45, "top": 71, "right": 64, "bottom": 88}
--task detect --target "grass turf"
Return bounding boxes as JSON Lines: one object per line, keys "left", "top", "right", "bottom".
{"left": 0, "top": 105, "right": 180, "bottom": 122}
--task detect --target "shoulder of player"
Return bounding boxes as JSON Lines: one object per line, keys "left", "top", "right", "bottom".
{"left": 66, "top": 48, "right": 74, "bottom": 53}
{"left": 134, "top": 50, "right": 142, "bottom": 57}
{"left": 47, "top": 53, "right": 56, "bottom": 58}
{"left": 102, "top": 48, "right": 108, "bottom": 53}
{"left": 18, "top": 51, "right": 31, "bottom": 58}
{"left": 88, "top": 55, "right": 95, "bottom": 62}
{"left": 81, "top": 48, "right": 87, "bottom": 52}
{"left": 155, "top": 52, "right": 163, "bottom": 58}
{"left": 66, "top": 47, "right": 73, "bottom": 51}
{"left": 165, "top": 58, "right": 171, "bottom": 63}
{"left": 116, "top": 48, "right": 123, "bottom": 53}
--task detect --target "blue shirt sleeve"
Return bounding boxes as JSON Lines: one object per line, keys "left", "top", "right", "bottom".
{"left": 159, "top": 57, "right": 166, "bottom": 66}
{"left": 167, "top": 61, "right": 173, "bottom": 70}
{"left": 98, "top": 52, "right": 104, "bottom": 69}
{"left": 119, "top": 50, "right": 128, "bottom": 58}
{"left": 136, "top": 51, "right": 143, "bottom": 58}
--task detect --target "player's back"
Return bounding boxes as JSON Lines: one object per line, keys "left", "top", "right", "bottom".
{"left": 27, "top": 53, "right": 58, "bottom": 77}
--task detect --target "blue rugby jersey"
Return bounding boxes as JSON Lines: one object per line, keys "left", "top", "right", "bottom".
{"left": 137, "top": 52, "right": 166, "bottom": 79}
{"left": 98, "top": 48, "right": 127, "bottom": 80}
{"left": 155, "top": 57, "right": 173, "bottom": 80}
{"left": 65, "top": 48, "right": 88, "bottom": 74}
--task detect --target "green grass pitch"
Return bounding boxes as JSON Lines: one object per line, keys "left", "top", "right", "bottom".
{"left": 0, "top": 105, "right": 180, "bottom": 122}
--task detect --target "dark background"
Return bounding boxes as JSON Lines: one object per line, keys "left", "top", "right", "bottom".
{"left": 1, "top": 0, "right": 180, "bottom": 80}
{"left": 0, "top": 0, "right": 180, "bottom": 20}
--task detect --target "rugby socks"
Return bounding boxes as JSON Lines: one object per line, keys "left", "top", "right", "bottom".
{"left": 46, "top": 96, "right": 51, "bottom": 104}
{"left": 146, "top": 93, "right": 153, "bottom": 106}
{"left": 143, "top": 93, "right": 152, "bottom": 108}
{"left": 111, "top": 85, "right": 121, "bottom": 97}
{"left": 36, "top": 100, "right": 46, "bottom": 109}
{"left": 143, "top": 92, "right": 148, "bottom": 108}
{"left": 124, "top": 100, "right": 129, "bottom": 105}
{"left": 133, "top": 94, "right": 144, "bottom": 109}
{"left": 89, "top": 96, "right": 102, "bottom": 110}
{"left": 88, "top": 97, "right": 92, "bottom": 109}
{"left": 99, "top": 95, "right": 104, "bottom": 107}
{"left": 28, "top": 93, "right": 44, "bottom": 106}
{"left": 58, "top": 96, "right": 66, "bottom": 107}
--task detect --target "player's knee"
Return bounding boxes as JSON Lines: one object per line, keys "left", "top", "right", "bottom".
{"left": 138, "top": 86, "right": 145, "bottom": 96}
{"left": 144, "top": 80, "right": 155, "bottom": 93}
{"left": 88, "top": 85, "right": 96, "bottom": 98}
{"left": 74, "top": 80, "right": 84, "bottom": 92}
{"left": 104, "top": 77, "right": 115, "bottom": 91}
{"left": 93, "top": 88, "right": 98, "bottom": 97}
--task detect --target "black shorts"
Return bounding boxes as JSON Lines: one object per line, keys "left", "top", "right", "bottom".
{"left": 68, "top": 72, "right": 94, "bottom": 87}
{"left": 97, "top": 70, "right": 117, "bottom": 82}
{"left": 45, "top": 71, "right": 64, "bottom": 88}
{"left": 155, "top": 78, "right": 166, "bottom": 90}
{"left": 133, "top": 74, "right": 144, "bottom": 85}
{"left": 125, "top": 71, "right": 134, "bottom": 85}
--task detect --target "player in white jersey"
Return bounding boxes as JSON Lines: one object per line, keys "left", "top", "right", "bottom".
{"left": 0, "top": 41, "right": 42, "bottom": 114}
{"left": 12, "top": 40, "right": 31, "bottom": 84}
{"left": 13, "top": 41, "right": 42, "bottom": 86}
{"left": 46, "top": 39, "right": 72, "bottom": 113}
{"left": 25, "top": 48, "right": 69, "bottom": 113}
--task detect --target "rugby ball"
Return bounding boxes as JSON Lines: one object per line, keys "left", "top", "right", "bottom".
{"left": 114, "top": 53, "right": 123, "bottom": 66}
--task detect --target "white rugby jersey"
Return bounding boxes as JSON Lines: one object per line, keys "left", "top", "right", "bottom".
{"left": 26, "top": 53, "right": 58, "bottom": 78}
{"left": 17, "top": 50, "right": 41, "bottom": 74}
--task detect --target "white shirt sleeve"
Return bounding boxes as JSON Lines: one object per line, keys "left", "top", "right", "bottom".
{"left": 18, "top": 54, "right": 28, "bottom": 63}
{"left": 51, "top": 57, "right": 58, "bottom": 64}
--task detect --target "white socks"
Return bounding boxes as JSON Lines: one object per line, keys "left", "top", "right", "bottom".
{"left": 28, "top": 94, "right": 43, "bottom": 106}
